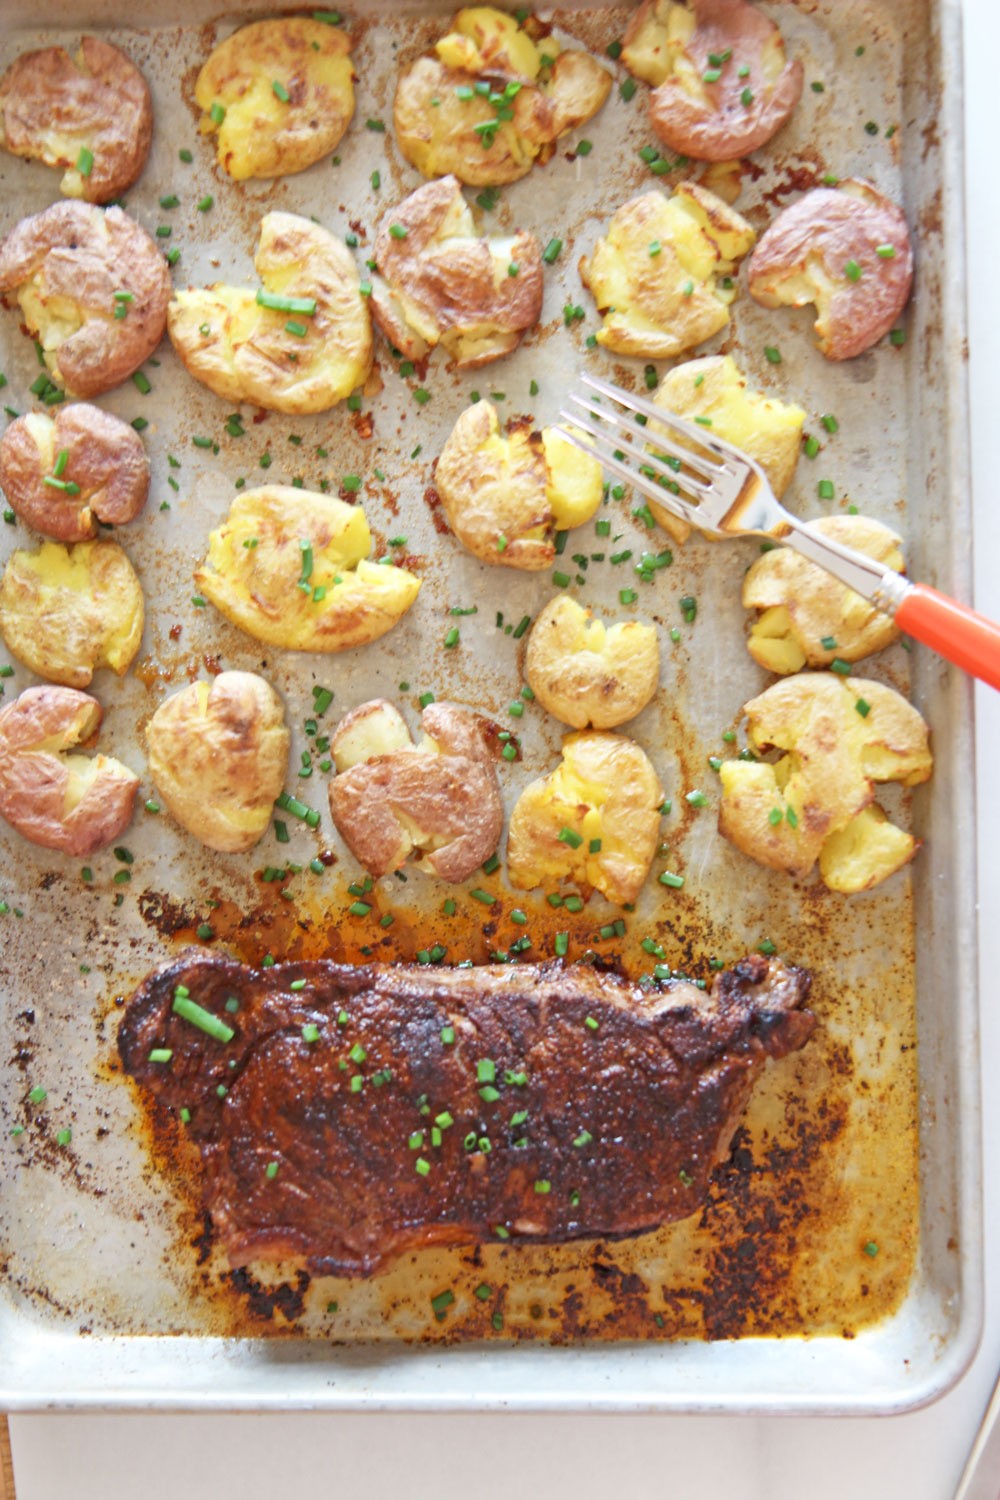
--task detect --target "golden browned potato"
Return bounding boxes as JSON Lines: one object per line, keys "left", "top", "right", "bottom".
{"left": 0, "top": 36, "right": 152, "bottom": 203}
{"left": 525, "top": 596, "right": 660, "bottom": 729}
{"left": 0, "top": 684, "right": 138, "bottom": 854}
{"left": 0, "top": 202, "right": 170, "bottom": 398}
{"left": 146, "top": 673, "right": 290, "bottom": 854}
{"left": 507, "top": 731, "right": 663, "bottom": 905}
{"left": 194, "top": 486, "right": 421, "bottom": 652}
{"left": 648, "top": 354, "right": 805, "bottom": 544}
{"left": 743, "top": 515, "right": 904, "bottom": 673}
{"left": 371, "top": 175, "right": 543, "bottom": 369}
{"left": 329, "top": 699, "right": 503, "bottom": 881}
{"left": 747, "top": 180, "right": 914, "bottom": 360}
{"left": 167, "top": 213, "right": 371, "bottom": 414}
{"left": 0, "top": 540, "right": 144, "bottom": 689}
{"left": 195, "top": 17, "right": 355, "bottom": 181}
{"left": 579, "top": 183, "right": 755, "bottom": 357}
{"left": 0, "top": 404, "right": 148, "bottom": 542}
{"left": 394, "top": 8, "right": 611, "bottom": 186}
{"left": 718, "top": 673, "right": 932, "bottom": 892}
{"left": 622, "top": 0, "right": 802, "bottom": 161}
{"left": 434, "top": 403, "right": 603, "bottom": 569}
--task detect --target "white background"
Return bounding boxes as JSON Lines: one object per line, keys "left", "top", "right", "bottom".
{"left": 9, "top": 0, "right": 1000, "bottom": 1493}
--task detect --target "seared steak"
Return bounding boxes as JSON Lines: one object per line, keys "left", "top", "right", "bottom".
{"left": 118, "top": 953, "right": 814, "bottom": 1276}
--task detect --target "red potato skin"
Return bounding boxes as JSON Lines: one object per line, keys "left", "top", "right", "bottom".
{"left": 0, "top": 36, "right": 152, "bottom": 203}
{"left": 631, "top": 0, "right": 803, "bottom": 161}
{"left": 747, "top": 180, "right": 914, "bottom": 360}
{"left": 0, "top": 404, "right": 149, "bottom": 541}
{"left": 0, "top": 685, "right": 138, "bottom": 855}
{"left": 371, "top": 175, "right": 543, "bottom": 369}
{"left": 0, "top": 202, "right": 170, "bottom": 397}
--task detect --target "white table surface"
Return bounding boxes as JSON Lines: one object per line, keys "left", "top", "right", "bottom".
{"left": 10, "top": 0, "right": 1000, "bottom": 1493}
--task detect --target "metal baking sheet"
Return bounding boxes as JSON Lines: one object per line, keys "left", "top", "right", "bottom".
{"left": 0, "top": 0, "right": 981, "bottom": 1411}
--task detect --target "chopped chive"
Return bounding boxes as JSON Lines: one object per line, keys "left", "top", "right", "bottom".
{"left": 209, "top": 102, "right": 225, "bottom": 126}
{"left": 830, "top": 657, "right": 852, "bottom": 675}
{"left": 256, "top": 291, "right": 317, "bottom": 316}
{"left": 764, "top": 345, "right": 782, "bottom": 364}
{"left": 272, "top": 79, "right": 291, "bottom": 102}
{"left": 179, "top": 148, "right": 193, "bottom": 162}
{"left": 542, "top": 238, "right": 563, "bottom": 264}
{"left": 817, "top": 479, "right": 835, "bottom": 500}
{"left": 132, "top": 371, "right": 151, "bottom": 395}
{"left": 172, "top": 993, "right": 235, "bottom": 1043}
{"left": 76, "top": 146, "right": 94, "bottom": 176}
{"left": 285, "top": 319, "right": 308, "bottom": 337}
{"left": 844, "top": 258, "right": 862, "bottom": 281}
{"left": 196, "top": 195, "right": 213, "bottom": 212}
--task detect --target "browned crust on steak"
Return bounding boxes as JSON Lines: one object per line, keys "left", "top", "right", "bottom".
{"left": 118, "top": 953, "right": 814, "bottom": 1277}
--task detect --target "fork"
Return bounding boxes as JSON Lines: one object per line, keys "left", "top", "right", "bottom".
{"left": 557, "top": 372, "right": 1000, "bottom": 693}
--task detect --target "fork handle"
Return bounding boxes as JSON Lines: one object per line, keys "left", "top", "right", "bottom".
{"left": 895, "top": 583, "right": 1000, "bottom": 692}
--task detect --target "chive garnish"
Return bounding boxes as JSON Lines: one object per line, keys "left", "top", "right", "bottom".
{"left": 172, "top": 992, "right": 235, "bottom": 1043}
{"left": 76, "top": 146, "right": 94, "bottom": 176}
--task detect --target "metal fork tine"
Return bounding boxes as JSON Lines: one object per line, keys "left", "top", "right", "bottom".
{"left": 555, "top": 422, "right": 702, "bottom": 525}
{"left": 564, "top": 392, "right": 721, "bottom": 488}
{"left": 559, "top": 406, "right": 717, "bottom": 500}
{"left": 579, "top": 370, "right": 744, "bottom": 471}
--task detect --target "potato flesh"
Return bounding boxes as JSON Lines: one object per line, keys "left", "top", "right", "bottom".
{"left": 332, "top": 702, "right": 412, "bottom": 772}
{"left": 743, "top": 516, "right": 904, "bottom": 671}
{"left": 650, "top": 354, "right": 805, "bottom": 542}
{"left": 541, "top": 429, "right": 604, "bottom": 530}
{"left": 18, "top": 281, "right": 86, "bottom": 373}
{"left": 507, "top": 732, "right": 663, "bottom": 904}
{"left": 718, "top": 675, "right": 931, "bottom": 890}
{"left": 436, "top": 8, "right": 548, "bottom": 80}
{"left": 582, "top": 186, "right": 755, "bottom": 357}
{"left": 195, "top": 19, "right": 354, "bottom": 180}
{"left": 195, "top": 488, "right": 420, "bottom": 653}
{"left": 622, "top": 0, "right": 694, "bottom": 85}
{"left": 0, "top": 539, "right": 143, "bottom": 686}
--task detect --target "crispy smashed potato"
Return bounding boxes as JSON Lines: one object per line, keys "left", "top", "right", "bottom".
{"left": 0, "top": 540, "right": 143, "bottom": 689}
{"left": 0, "top": 404, "right": 148, "bottom": 542}
{"left": 168, "top": 213, "right": 371, "bottom": 414}
{"left": 195, "top": 17, "right": 354, "bottom": 181}
{"left": 371, "top": 175, "right": 543, "bottom": 370}
{"left": 579, "top": 183, "right": 755, "bottom": 357}
{"left": 507, "top": 731, "right": 663, "bottom": 905}
{"left": 649, "top": 354, "right": 805, "bottom": 544}
{"left": 329, "top": 699, "right": 503, "bottom": 881}
{"left": 744, "top": 515, "right": 904, "bottom": 673}
{"left": 0, "top": 202, "right": 170, "bottom": 398}
{"left": 0, "top": 684, "right": 138, "bottom": 854}
{"left": 525, "top": 596, "right": 660, "bottom": 729}
{"left": 435, "top": 402, "right": 603, "bottom": 568}
{"left": 147, "top": 672, "right": 290, "bottom": 854}
{"left": 394, "top": 7, "right": 611, "bottom": 186}
{"left": 747, "top": 179, "right": 914, "bottom": 360}
{"left": 0, "top": 36, "right": 152, "bottom": 203}
{"left": 194, "top": 486, "right": 421, "bottom": 653}
{"left": 622, "top": 0, "right": 802, "bottom": 161}
{"left": 718, "top": 673, "right": 932, "bottom": 892}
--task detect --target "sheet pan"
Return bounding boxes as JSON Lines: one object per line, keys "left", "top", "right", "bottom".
{"left": 0, "top": 0, "right": 981, "bottom": 1411}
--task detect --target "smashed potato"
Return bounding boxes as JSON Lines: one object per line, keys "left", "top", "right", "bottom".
{"left": 0, "top": 540, "right": 143, "bottom": 689}
{"left": 525, "top": 596, "right": 660, "bottom": 729}
{"left": 744, "top": 515, "right": 904, "bottom": 673}
{"left": 434, "top": 403, "right": 603, "bottom": 568}
{"left": 0, "top": 404, "right": 148, "bottom": 542}
{"left": 0, "top": 37, "right": 152, "bottom": 203}
{"left": 718, "top": 673, "right": 932, "bottom": 892}
{"left": 394, "top": 8, "right": 611, "bottom": 186}
{"left": 579, "top": 183, "right": 755, "bottom": 357}
{"left": 194, "top": 486, "right": 421, "bottom": 653}
{"left": 371, "top": 175, "right": 543, "bottom": 370}
{"left": 747, "top": 179, "right": 914, "bottom": 360}
{"left": 0, "top": 685, "right": 138, "bottom": 855}
{"left": 195, "top": 17, "right": 354, "bottom": 181}
{"left": 507, "top": 731, "right": 663, "bottom": 905}
{"left": 622, "top": 0, "right": 802, "bottom": 161}
{"left": 167, "top": 213, "right": 372, "bottom": 415}
{"left": 147, "top": 673, "right": 290, "bottom": 854}
{"left": 649, "top": 354, "right": 805, "bottom": 544}
{"left": 329, "top": 699, "right": 503, "bottom": 881}
{"left": 0, "top": 202, "right": 170, "bottom": 398}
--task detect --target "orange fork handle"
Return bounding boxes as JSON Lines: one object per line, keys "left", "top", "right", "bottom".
{"left": 895, "top": 583, "right": 1000, "bottom": 692}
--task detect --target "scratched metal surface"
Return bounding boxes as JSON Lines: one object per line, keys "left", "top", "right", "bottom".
{"left": 0, "top": 0, "right": 981, "bottom": 1411}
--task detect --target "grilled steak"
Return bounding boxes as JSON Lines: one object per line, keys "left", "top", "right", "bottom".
{"left": 118, "top": 952, "right": 814, "bottom": 1276}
